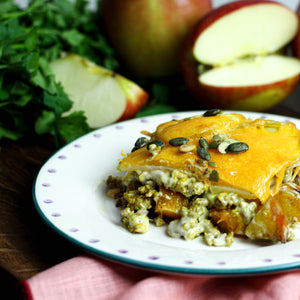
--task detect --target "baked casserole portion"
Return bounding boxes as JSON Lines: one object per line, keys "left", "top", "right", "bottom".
{"left": 106, "top": 110, "right": 300, "bottom": 246}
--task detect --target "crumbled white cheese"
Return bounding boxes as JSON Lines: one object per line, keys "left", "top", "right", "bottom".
{"left": 121, "top": 208, "right": 149, "bottom": 233}
{"left": 217, "top": 192, "right": 257, "bottom": 224}
{"left": 138, "top": 170, "right": 207, "bottom": 197}
{"left": 288, "top": 220, "right": 300, "bottom": 241}
{"left": 205, "top": 232, "right": 234, "bottom": 247}
{"left": 167, "top": 198, "right": 234, "bottom": 246}
{"left": 167, "top": 206, "right": 207, "bottom": 240}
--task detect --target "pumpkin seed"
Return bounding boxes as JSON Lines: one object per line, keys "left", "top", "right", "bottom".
{"left": 226, "top": 142, "right": 249, "bottom": 153}
{"left": 226, "top": 138, "right": 240, "bottom": 144}
{"left": 213, "top": 133, "right": 229, "bottom": 143}
{"left": 169, "top": 137, "right": 189, "bottom": 146}
{"left": 199, "top": 137, "right": 209, "bottom": 149}
{"left": 218, "top": 141, "right": 231, "bottom": 154}
{"left": 208, "top": 162, "right": 217, "bottom": 167}
{"left": 131, "top": 137, "right": 148, "bottom": 152}
{"left": 209, "top": 169, "right": 219, "bottom": 182}
{"left": 147, "top": 139, "right": 165, "bottom": 150}
{"left": 203, "top": 109, "right": 223, "bottom": 117}
{"left": 197, "top": 147, "right": 211, "bottom": 161}
{"left": 135, "top": 137, "right": 148, "bottom": 147}
{"left": 179, "top": 144, "right": 196, "bottom": 153}
{"left": 208, "top": 141, "right": 219, "bottom": 148}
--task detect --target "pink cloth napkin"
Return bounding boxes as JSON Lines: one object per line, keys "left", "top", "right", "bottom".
{"left": 21, "top": 254, "right": 300, "bottom": 300}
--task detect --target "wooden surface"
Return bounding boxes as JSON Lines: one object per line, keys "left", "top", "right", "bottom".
{"left": 0, "top": 137, "right": 82, "bottom": 297}
{"left": 0, "top": 87, "right": 299, "bottom": 297}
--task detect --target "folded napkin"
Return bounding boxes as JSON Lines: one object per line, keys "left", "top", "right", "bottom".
{"left": 21, "top": 254, "right": 300, "bottom": 300}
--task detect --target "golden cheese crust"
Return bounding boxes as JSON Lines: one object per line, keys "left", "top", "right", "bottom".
{"left": 118, "top": 113, "right": 300, "bottom": 203}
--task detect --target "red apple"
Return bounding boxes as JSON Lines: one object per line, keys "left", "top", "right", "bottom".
{"left": 180, "top": 0, "right": 300, "bottom": 111}
{"left": 100, "top": 0, "right": 212, "bottom": 78}
{"left": 50, "top": 54, "right": 148, "bottom": 128}
{"left": 293, "top": 3, "right": 300, "bottom": 58}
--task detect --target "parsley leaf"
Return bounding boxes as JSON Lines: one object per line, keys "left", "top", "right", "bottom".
{"left": 0, "top": 0, "right": 119, "bottom": 145}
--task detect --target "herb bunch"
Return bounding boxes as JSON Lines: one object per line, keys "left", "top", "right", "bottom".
{"left": 0, "top": 0, "right": 184, "bottom": 147}
{"left": 0, "top": 0, "right": 119, "bottom": 145}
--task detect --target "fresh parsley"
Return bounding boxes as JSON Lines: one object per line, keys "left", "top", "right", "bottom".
{"left": 0, "top": 0, "right": 118, "bottom": 145}
{"left": 0, "top": 0, "right": 181, "bottom": 147}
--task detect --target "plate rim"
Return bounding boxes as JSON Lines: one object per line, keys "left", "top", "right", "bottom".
{"left": 32, "top": 110, "right": 300, "bottom": 276}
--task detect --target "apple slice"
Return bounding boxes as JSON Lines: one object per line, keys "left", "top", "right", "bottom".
{"left": 293, "top": 2, "right": 300, "bottom": 58}
{"left": 50, "top": 54, "right": 148, "bottom": 128}
{"left": 180, "top": 0, "right": 300, "bottom": 111}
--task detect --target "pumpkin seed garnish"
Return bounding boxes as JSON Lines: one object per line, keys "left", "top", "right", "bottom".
{"left": 131, "top": 147, "right": 138, "bottom": 152}
{"left": 208, "top": 161, "right": 217, "bottom": 167}
{"left": 197, "top": 147, "right": 211, "bottom": 161}
{"left": 226, "top": 142, "right": 249, "bottom": 153}
{"left": 209, "top": 169, "right": 219, "bottom": 182}
{"left": 147, "top": 139, "right": 165, "bottom": 150}
{"left": 208, "top": 141, "right": 219, "bottom": 148}
{"left": 218, "top": 141, "right": 231, "bottom": 154}
{"left": 213, "top": 133, "right": 230, "bottom": 143}
{"left": 226, "top": 138, "right": 240, "bottom": 144}
{"left": 179, "top": 144, "right": 196, "bottom": 153}
{"left": 169, "top": 137, "right": 189, "bottom": 146}
{"left": 131, "top": 137, "right": 148, "bottom": 152}
{"left": 203, "top": 109, "right": 223, "bottom": 117}
{"left": 199, "top": 137, "right": 209, "bottom": 149}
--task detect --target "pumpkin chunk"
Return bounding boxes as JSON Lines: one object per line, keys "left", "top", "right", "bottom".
{"left": 155, "top": 186, "right": 188, "bottom": 219}
{"left": 209, "top": 209, "right": 246, "bottom": 235}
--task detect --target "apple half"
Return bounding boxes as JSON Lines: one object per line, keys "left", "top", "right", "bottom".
{"left": 180, "top": 0, "right": 300, "bottom": 111}
{"left": 293, "top": 2, "right": 300, "bottom": 59}
{"left": 50, "top": 54, "right": 148, "bottom": 128}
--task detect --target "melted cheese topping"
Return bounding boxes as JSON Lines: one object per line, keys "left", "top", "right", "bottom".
{"left": 118, "top": 113, "right": 300, "bottom": 203}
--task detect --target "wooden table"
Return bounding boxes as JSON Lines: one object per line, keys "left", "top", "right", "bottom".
{"left": 1, "top": 87, "right": 300, "bottom": 298}
{"left": 0, "top": 136, "right": 82, "bottom": 298}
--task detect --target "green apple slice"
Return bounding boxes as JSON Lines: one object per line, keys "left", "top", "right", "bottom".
{"left": 50, "top": 54, "right": 148, "bottom": 128}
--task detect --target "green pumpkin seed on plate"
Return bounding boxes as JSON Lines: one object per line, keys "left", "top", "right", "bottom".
{"left": 197, "top": 147, "right": 211, "bottom": 161}
{"left": 226, "top": 142, "right": 249, "bottom": 153}
{"left": 169, "top": 137, "right": 189, "bottom": 146}
{"left": 199, "top": 137, "right": 209, "bottom": 149}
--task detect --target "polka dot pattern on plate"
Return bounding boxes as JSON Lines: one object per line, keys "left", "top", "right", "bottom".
{"left": 43, "top": 199, "right": 53, "bottom": 204}
{"left": 33, "top": 111, "right": 300, "bottom": 276}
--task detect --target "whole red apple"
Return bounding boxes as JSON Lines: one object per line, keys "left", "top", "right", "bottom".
{"left": 100, "top": 0, "right": 212, "bottom": 78}
{"left": 180, "top": 0, "right": 300, "bottom": 111}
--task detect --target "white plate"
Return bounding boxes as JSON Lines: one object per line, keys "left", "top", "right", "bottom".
{"left": 33, "top": 111, "right": 300, "bottom": 276}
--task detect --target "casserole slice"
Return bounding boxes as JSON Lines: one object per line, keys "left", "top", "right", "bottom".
{"left": 107, "top": 111, "right": 300, "bottom": 246}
